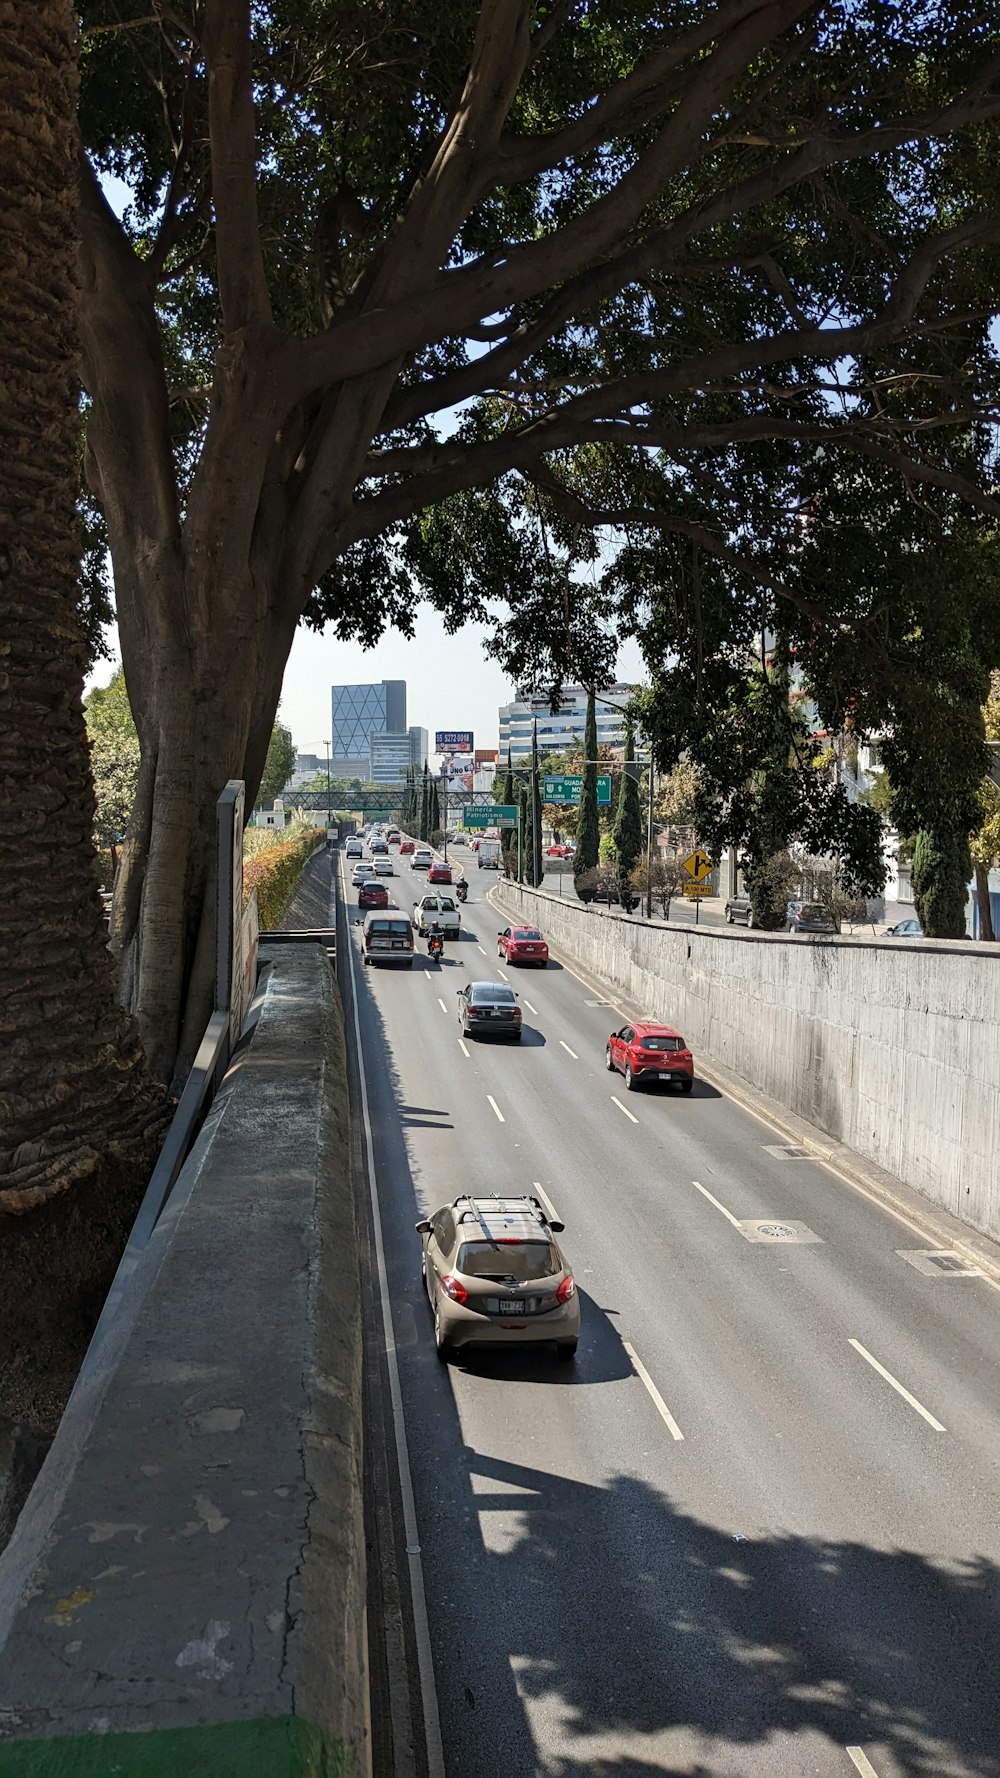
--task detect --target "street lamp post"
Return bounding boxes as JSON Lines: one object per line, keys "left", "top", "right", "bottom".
{"left": 441, "top": 762, "right": 449, "bottom": 863}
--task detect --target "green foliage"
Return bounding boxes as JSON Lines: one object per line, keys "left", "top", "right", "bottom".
{"left": 612, "top": 724, "right": 643, "bottom": 911}
{"left": 517, "top": 784, "right": 529, "bottom": 883}
{"left": 419, "top": 765, "right": 430, "bottom": 843}
{"left": 258, "top": 721, "right": 296, "bottom": 806}
{"left": 912, "top": 828, "right": 972, "bottom": 939}
{"left": 242, "top": 825, "right": 323, "bottom": 930}
{"left": 573, "top": 692, "right": 600, "bottom": 882}
{"left": 84, "top": 668, "right": 140, "bottom": 848}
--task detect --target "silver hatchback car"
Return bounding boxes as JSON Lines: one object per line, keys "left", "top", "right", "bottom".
{"left": 416, "top": 1194, "right": 580, "bottom": 1360}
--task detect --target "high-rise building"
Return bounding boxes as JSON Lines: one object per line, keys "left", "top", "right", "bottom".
{"left": 408, "top": 726, "right": 428, "bottom": 768}
{"left": 330, "top": 680, "right": 406, "bottom": 776}
{"left": 498, "top": 684, "right": 634, "bottom": 761}
{"left": 369, "top": 733, "right": 413, "bottom": 783}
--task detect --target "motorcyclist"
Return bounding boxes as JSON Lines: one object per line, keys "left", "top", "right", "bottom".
{"left": 455, "top": 878, "right": 468, "bottom": 903}
{"left": 426, "top": 918, "right": 445, "bottom": 959}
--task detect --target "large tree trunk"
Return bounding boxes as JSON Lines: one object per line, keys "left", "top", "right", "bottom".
{"left": 0, "top": 0, "right": 168, "bottom": 1211}
{"left": 974, "top": 858, "right": 995, "bottom": 942}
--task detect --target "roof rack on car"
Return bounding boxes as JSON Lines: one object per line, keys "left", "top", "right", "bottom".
{"left": 450, "top": 1190, "right": 564, "bottom": 1234}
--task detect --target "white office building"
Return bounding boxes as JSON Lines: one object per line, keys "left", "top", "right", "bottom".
{"left": 498, "top": 684, "right": 635, "bottom": 761}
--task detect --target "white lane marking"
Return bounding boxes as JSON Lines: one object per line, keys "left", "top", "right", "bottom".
{"left": 559, "top": 1040, "right": 579, "bottom": 1059}
{"left": 692, "top": 1178, "right": 744, "bottom": 1231}
{"left": 846, "top": 1750, "right": 883, "bottom": 1777}
{"left": 477, "top": 944, "right": 486, "bottom": 955}
{"left": 457, "top": 1038, "right": 470, "bottom": 1058}
{"left": 522, "top": 999, "right": 538, "bottom": 1015}
{"left": 611, "top": 1095, "right": 639, "bottom": 1124}
{"left": 437, "top": 997, "right": 447, "bottom": 1014}
{"left": 848, "top": 1339, "right": 946, "bottom": 1433}
{"left": 624, "top": 1342, "right": 684, "bottom": 1441}
{"left": 340, "top": 866, "right": 445, "bottom": 1778}
{"left": 497, "top": 967, "right": 509, "bottom": 981}
{"left": 487, "top": 1094, "right": 506, "bottom": 1123}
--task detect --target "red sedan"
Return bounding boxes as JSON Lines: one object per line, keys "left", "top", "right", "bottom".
{"left": 399, "top": 839, "right": 415, "bottom": 854}
{"left": 428, "top": 862, "right": 453, "bottom": 885}
{"left": 358, "top": 879, "right": 390, "bottom": 910}
{"left": 605, "top": 1021, "right": 693, "bottom": 1093}
{"left": 497, "top": 925, "right": 549, "bottom": 967}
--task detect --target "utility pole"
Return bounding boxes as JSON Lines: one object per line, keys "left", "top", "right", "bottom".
{"left": 531, "top": 718, "right": 543, "bottom": 887}
{"left": 323, "top": 739, "right": 332, "bottom": 836}
{"left": 441, "top": 761, "right": 449, "bottom": 863}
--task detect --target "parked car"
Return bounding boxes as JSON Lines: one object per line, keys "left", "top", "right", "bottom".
{"left": 400, "top": 839, "right": 415, "bottom": 854}
{"left": 428, "top": 862, "right": 453, "bottom": 885}
{"left": 884, "top": 917, "right": 923, "bottom": 938}
{"left": 457, "top": 981, "right": 522, "bottom": 1041}
{"left": 576, "top": 869, "right": 619, "bottom": 904}
{"left": 724, "top": 896, "right": 753, "bottom": 925}
{"left": 413, "top": 894, "right": 461, "bottom": 936}
{"left": 785, "top": 900, "right": 838, "bottom": 936}
{"left": 546, "top": 843, "right": 570, "bottom": 857}
{"left": 351, "top": 862, "right": 376, "bottom": 886}
{"left": 412, "top": 847, "right": 433, "bottom": 870}
{"left": 372, "top": 855, "right": 394, "bottom": 876}
{"left": 497, "top": 925, "right": 549, "bottom": 967}
{"left": 358, "top": 879, "right": 390, "bottom": 910}
{"left": 361, "top": 911, "right": 414, "bottom": 967}
{"left": 416, "top": 1193, "right": 579, "bottom": 1360}
{"left": 605, "top": 1021, "right": 693, "bottom": 1093}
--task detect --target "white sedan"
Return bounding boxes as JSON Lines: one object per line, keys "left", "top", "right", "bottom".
{"left": 350, "top": 863, "right": 376, "bottom": 886}
{"left": 372, "top": 856, "right": 394, "bottom": 876}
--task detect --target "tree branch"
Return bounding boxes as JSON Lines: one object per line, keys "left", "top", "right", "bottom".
{"left": 203, "top": 0, "right": 270, "bottom": 332}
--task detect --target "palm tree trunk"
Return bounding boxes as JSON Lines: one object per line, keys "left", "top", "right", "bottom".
{"left": 0, "top": 0, "right": 168, "bottom": 1212}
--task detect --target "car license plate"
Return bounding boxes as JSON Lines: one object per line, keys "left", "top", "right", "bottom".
{"left": 498, "top": 1298, "right": 525, "bottom": 1315}
{"left": 658, "top": 1070, "right": 678, "bottom": 1079}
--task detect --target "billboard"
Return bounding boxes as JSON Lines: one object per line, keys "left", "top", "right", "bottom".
{"left": 436, "top": 730, "right": 473, "bottom": 753}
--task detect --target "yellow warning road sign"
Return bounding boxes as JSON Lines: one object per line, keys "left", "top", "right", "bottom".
{"left": 681, "top": 848, "right": 714, "bottom": 883}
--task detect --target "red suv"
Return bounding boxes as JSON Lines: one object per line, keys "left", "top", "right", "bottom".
{"left": 428, "top": 862, "right": 452, "bottom": 884}
{"left": 497, "top": 925, "right": 549, "bottom": 967}
{"left": 358, "top": 879, "right": 390, "bottom": 910}
{"left": 606, "top": 1022, "right": 693, "bottom": 1093}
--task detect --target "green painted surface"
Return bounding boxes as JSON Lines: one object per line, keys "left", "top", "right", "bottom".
{"left": 0, "top": 1717, "right": 351, "bottom": 1778}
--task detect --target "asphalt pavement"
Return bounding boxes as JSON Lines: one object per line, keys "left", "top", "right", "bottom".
{"left": 338, "top": 847, "right": 1000, "bottom": 1778}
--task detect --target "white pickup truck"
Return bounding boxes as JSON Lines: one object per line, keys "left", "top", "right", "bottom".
{"left": 412, "top": 893, "right": 462, "bottom": 936}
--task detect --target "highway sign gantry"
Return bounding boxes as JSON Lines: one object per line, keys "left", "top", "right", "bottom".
{"left": 544, "top": 774, "right": 612, "bottom": 806}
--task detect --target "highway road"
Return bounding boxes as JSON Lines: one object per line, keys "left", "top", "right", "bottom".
{"left": 337, "top": 847, "right": 1000, "bottom": 1778}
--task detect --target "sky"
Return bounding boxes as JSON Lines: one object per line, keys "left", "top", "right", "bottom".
{"left": 87, "top": 607, "right": 647, "bottom": 762}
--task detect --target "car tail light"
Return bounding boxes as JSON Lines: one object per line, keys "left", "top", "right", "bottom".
{"left": 513, "top": 1007, "right": 522, "bottom": 1020}
{"left": 440, "top": 1275, "right": 467, "bottom": 1304}
{"left": 556, "top": 1275, "right": 575, "bottom": 1304}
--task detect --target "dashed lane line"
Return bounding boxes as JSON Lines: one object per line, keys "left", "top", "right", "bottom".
{"left": 846, "top": 1750, "right": 883, "bottom": 1777}
{"left": 611, "top": 1095, "right": 639, "bottom": 1125}
{"left": 522, "top": 999, "right": 538, "bottom": 1015}
{"left": 559, "top": 1040, "right": 579, "bottom": 1059}
{"left": 437, "top": 998, "right": 448, "bottom": 1014}
{"left": 692, "top": 1179, "right": 744, "bottom": 1231}
{"left": 623, "top": 1342, "right": 684, "bottom": 1441}
{"left": 457, "top": 1038, "right": 470, "bottom": 1058}
{"left": 487, "top": 1094, "right": 506, "bottom": 1123}
{"left": 848, "top": 1339, "right": 946, "bottom": 1433}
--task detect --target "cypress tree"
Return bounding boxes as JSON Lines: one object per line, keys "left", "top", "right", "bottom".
{"left": 574, "top": 689, "right": 600, "bottom": 887}
{"left": 501, "top": 749, "right": 517, "bottom": 876}
{"left": 518, "top": 783, "right": 529, "bottom": 882}
{"left": 613, "top": 722, "right": 643, "bottom": 912}
{"left": 429, "top": 773, "right": 441, "bottom": 836}
{"left": 419, "top": 763, "right": 429, "bottom": 842}
{"left": 912, "top": 828, "right": 971, "bottom": 938}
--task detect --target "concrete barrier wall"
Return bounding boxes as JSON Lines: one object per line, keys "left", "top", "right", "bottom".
{"left": 0, "top": 946, "right": 365, "bottom": 1776}
{"left": 495, "top": 881, "right": 1000, "bottom": 1242}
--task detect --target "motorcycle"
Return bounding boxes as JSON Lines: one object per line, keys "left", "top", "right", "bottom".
{"left": 427, "top": 931, "right": 445, "bottom": 962}
{"left": 455, "top": 880, "right": 468, "bottom": 903}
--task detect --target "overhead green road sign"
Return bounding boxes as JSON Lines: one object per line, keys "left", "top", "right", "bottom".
{"left": 544, "top": 774, "right": 612, "bottom": 806}
{"left": 464, "top": 804, "right": 517, "bottom": 828}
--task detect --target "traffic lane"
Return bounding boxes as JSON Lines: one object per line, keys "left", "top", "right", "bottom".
{"left": 346, "top": 912, "right": 1000, "bottom": 1778}
{"left": 469, "top": 888, "right": 1000, "bottom": 1435}
{"left": 439, "top": 1041, "right": 1000, "bottom": 1778}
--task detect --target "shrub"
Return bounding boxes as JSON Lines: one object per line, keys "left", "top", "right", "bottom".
{"left": 242, "top": 823, "right": 323, "bottom": 929}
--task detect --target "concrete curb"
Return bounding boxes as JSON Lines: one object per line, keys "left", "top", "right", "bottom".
{"left": 487, "top": 882, "right": 1000, "bottom": 1283}
{"left": 0, "top": 948, "right": 367, "bottom": 1772}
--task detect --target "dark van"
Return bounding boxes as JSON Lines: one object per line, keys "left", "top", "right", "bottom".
{"left": 362, "top": 912, "right": 415, "bottom": 968}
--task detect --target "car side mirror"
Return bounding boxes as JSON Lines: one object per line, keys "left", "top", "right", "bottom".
{"left": 415, "top": 1219, "right": 432, "bottom": 1234}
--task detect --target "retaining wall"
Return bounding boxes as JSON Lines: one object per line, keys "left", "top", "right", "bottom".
{"left": 495, "top": 881, "right": 1000, "bottom": 1242}
{"left": 0, "top": 946, "right": 365, "bottom": 1776}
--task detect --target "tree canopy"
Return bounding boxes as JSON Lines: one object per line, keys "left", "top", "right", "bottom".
{"left": 72, "top": 0, "right": 1000, "bottom": 1070}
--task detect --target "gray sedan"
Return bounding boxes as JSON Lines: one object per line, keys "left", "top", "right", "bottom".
{"left": 457, "top": 981, "right": 523, "bottom": 1041}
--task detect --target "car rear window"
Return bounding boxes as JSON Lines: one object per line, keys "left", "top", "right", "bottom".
{"left": 799, "top": 905, "right": 828, "bottom": 917}
{"left": 515, "top": 929, "right": 542, "bottom": 940}
{"left": 641, "top": 1036, "right": 684, "bottom": 1051}
{"left": 470, "top": 985, "right": 515, "bottom": 1003}
{"left": 459, "top": 1241, "right": 557, "bottom": 1281}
